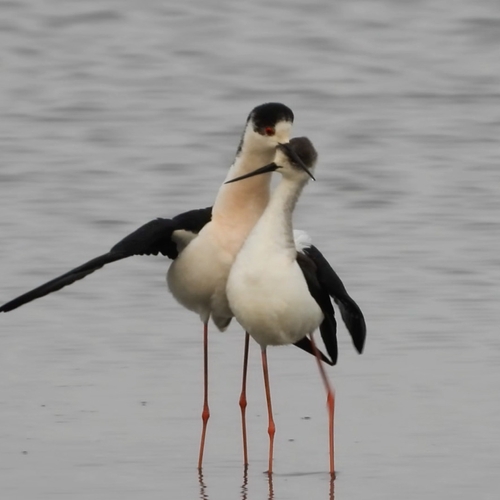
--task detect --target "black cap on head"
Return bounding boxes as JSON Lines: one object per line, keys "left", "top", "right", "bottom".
{"left": 247, "top": 103, "right": 294, "bottom": 132}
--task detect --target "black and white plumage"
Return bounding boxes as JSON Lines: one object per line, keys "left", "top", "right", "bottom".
{"left": 0, "top": 103, "right": 340, "bottom": 470}
{"left": 0, "top": 205, "right": 337, "bottom": 364}
{"left": 226, "top": 138, "right": 366, "bottom": 364}
{"left": 296, "top": 235, "right": 366, "bottom": 365}
{"left": 0, "top": 206, "right": 335, "bottom": 364}
{"left": 225, "top": 137, "right": 366, "bottom": 475}
{"left": 300, "top": 242, "right": 366, "bottom": 360}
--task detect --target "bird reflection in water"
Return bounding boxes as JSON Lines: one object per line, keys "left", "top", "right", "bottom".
{"left": 241, "top": 465, "right": 248, "bottom": 500}
{"left": 198, "top": 469, "right": 208, "bottom": 500}
{"left": 242, "top": 467, "right": 274, "bottom": 500}
{"left": 329, "top": 475, "right": 335, "bottom": 500}
{"left": 267, "top": 472, "right": 274, "bottom": 500}
{"left": 199, "top": 466, "right": 334, "bottom": 500}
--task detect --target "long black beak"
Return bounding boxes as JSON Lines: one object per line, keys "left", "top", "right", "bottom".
{"left": 225, "top": 163, "right": 281, "bottom": 184}
{"left": 277, "top": 143, "right": 316, "bottom": 181}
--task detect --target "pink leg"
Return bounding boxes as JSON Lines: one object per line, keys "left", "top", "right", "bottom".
{"left": 239, "top": 332, "right": 250, "bottom": 466}
{"left": 198, "top": 322, "right": 210, "bottom": 469}
{"left": 261, "top": 347, "right": 275, "bottom": 474}
{"left": 309, "top": 333, "right": 336, "bottom": 478}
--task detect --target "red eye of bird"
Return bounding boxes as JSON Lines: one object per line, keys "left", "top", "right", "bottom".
{"left": 264, "top": 127, "right": 275, "bottom": 136}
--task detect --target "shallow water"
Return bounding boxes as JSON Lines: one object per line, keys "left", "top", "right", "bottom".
{"left": 1, "top": 0, "right": 500, "bottom": 498}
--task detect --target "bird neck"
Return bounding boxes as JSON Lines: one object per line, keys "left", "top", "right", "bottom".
{"left": 211, "top": 148, "right": 274, "bottom": 228}
{"left": 250, "top": 176, "right": 307, "bottom": 255}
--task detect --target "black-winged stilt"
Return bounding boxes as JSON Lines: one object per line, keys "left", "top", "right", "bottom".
{"left": 0, "top": 104, "right": 330, "bottom": 468}
{"left": 226, "top": 137, "right": 366, "bottom": 476}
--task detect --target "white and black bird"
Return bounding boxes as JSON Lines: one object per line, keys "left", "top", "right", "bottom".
{"left": 226, "top": 137, "right": 366, "bottom": 476}
{"left": 0, "top": 103, "right": 331, "bottom": 468}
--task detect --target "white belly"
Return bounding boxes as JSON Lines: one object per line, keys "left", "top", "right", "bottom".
{"left": 227, "top": 252, "right": 323, "bottom": 346}
{"left": 167, "top": 227, "right": 233, "bottom": 330}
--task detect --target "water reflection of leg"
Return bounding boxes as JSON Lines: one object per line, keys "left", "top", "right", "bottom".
{"left": 329, "top": 473, "right": 335, "bottom": 500}
{"left": 267, "top": 471, "right": 274, "bottom": 500}
{"left": 240, "top": 464, "right": 248, "bottom": 500}
{"left": 198, "top": 469, "right": 209, "bottom": 500}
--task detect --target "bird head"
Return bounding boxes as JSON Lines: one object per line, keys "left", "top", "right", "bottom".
{"left": 237, "top": 103, "right": 295, "bottom": 156}
{"left": 226, "top": 137, "right": 317, "bottom": 184}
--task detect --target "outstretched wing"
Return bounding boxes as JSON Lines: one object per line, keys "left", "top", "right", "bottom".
{"left": 0, "top": 207, "right": 212, "bottom": 313}
{"left": 303, "top": 245, "right": 366, "bottom": 355}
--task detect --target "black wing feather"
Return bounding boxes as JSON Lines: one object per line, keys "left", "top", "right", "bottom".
{"left": 293, "top": 337, "right": 333, "bottom": 366}
{"left": 296, "top": 252, "right": 338, "bottom": 365}
{"left": 303, "top": 245, "right": 366, "bottom": 354}
{"left": 0, "top": 207, "right": 212, "bottom": 313}
{"left": 172, "top": 207, "right": 213, "bottom": 235}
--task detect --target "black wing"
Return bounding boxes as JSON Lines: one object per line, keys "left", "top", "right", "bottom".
{"left": 303, "top": 245, "right": 366, "bottom": 355}
{"left": 293, "top": 335, "right": 334, "bottom": 366}
{"left": 297, "top": 252, "right": 338, "bottom": 365}
{"left": 0, "top": 207, "right": 212, "bottom": 313}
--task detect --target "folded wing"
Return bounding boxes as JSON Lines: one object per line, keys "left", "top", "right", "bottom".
{"left": 303, "top": 244, "right": 366, "bottom": 356}
{"left": 297, "top": 252, "right": 338, "bottom": 365}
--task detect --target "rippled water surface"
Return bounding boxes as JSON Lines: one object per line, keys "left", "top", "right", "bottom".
{"left": 1, "top": 1, "right": 499, "bottom": 499}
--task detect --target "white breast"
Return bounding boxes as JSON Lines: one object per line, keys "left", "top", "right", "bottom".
{"left": 167, "top": 222, "right": 234, "bottom": 329}
{"left": 226, "top": 247, "right": 323, "bottom": 347}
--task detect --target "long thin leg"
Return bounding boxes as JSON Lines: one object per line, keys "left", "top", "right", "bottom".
{"left": 198, "top": 322, "right": 210, "bottom": 469}
{"left": 261, "top": 347, "right": 275, "bottom": 475}
{"left": 239, "top": 332, "right": 250, "bottom": 466}
{"left": 309, "top": 333, "right": 335, "bottom": 478}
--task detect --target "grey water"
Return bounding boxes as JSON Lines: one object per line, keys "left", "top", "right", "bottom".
{"left": 1, "top": 0, "right": 499, "bottom": 498}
